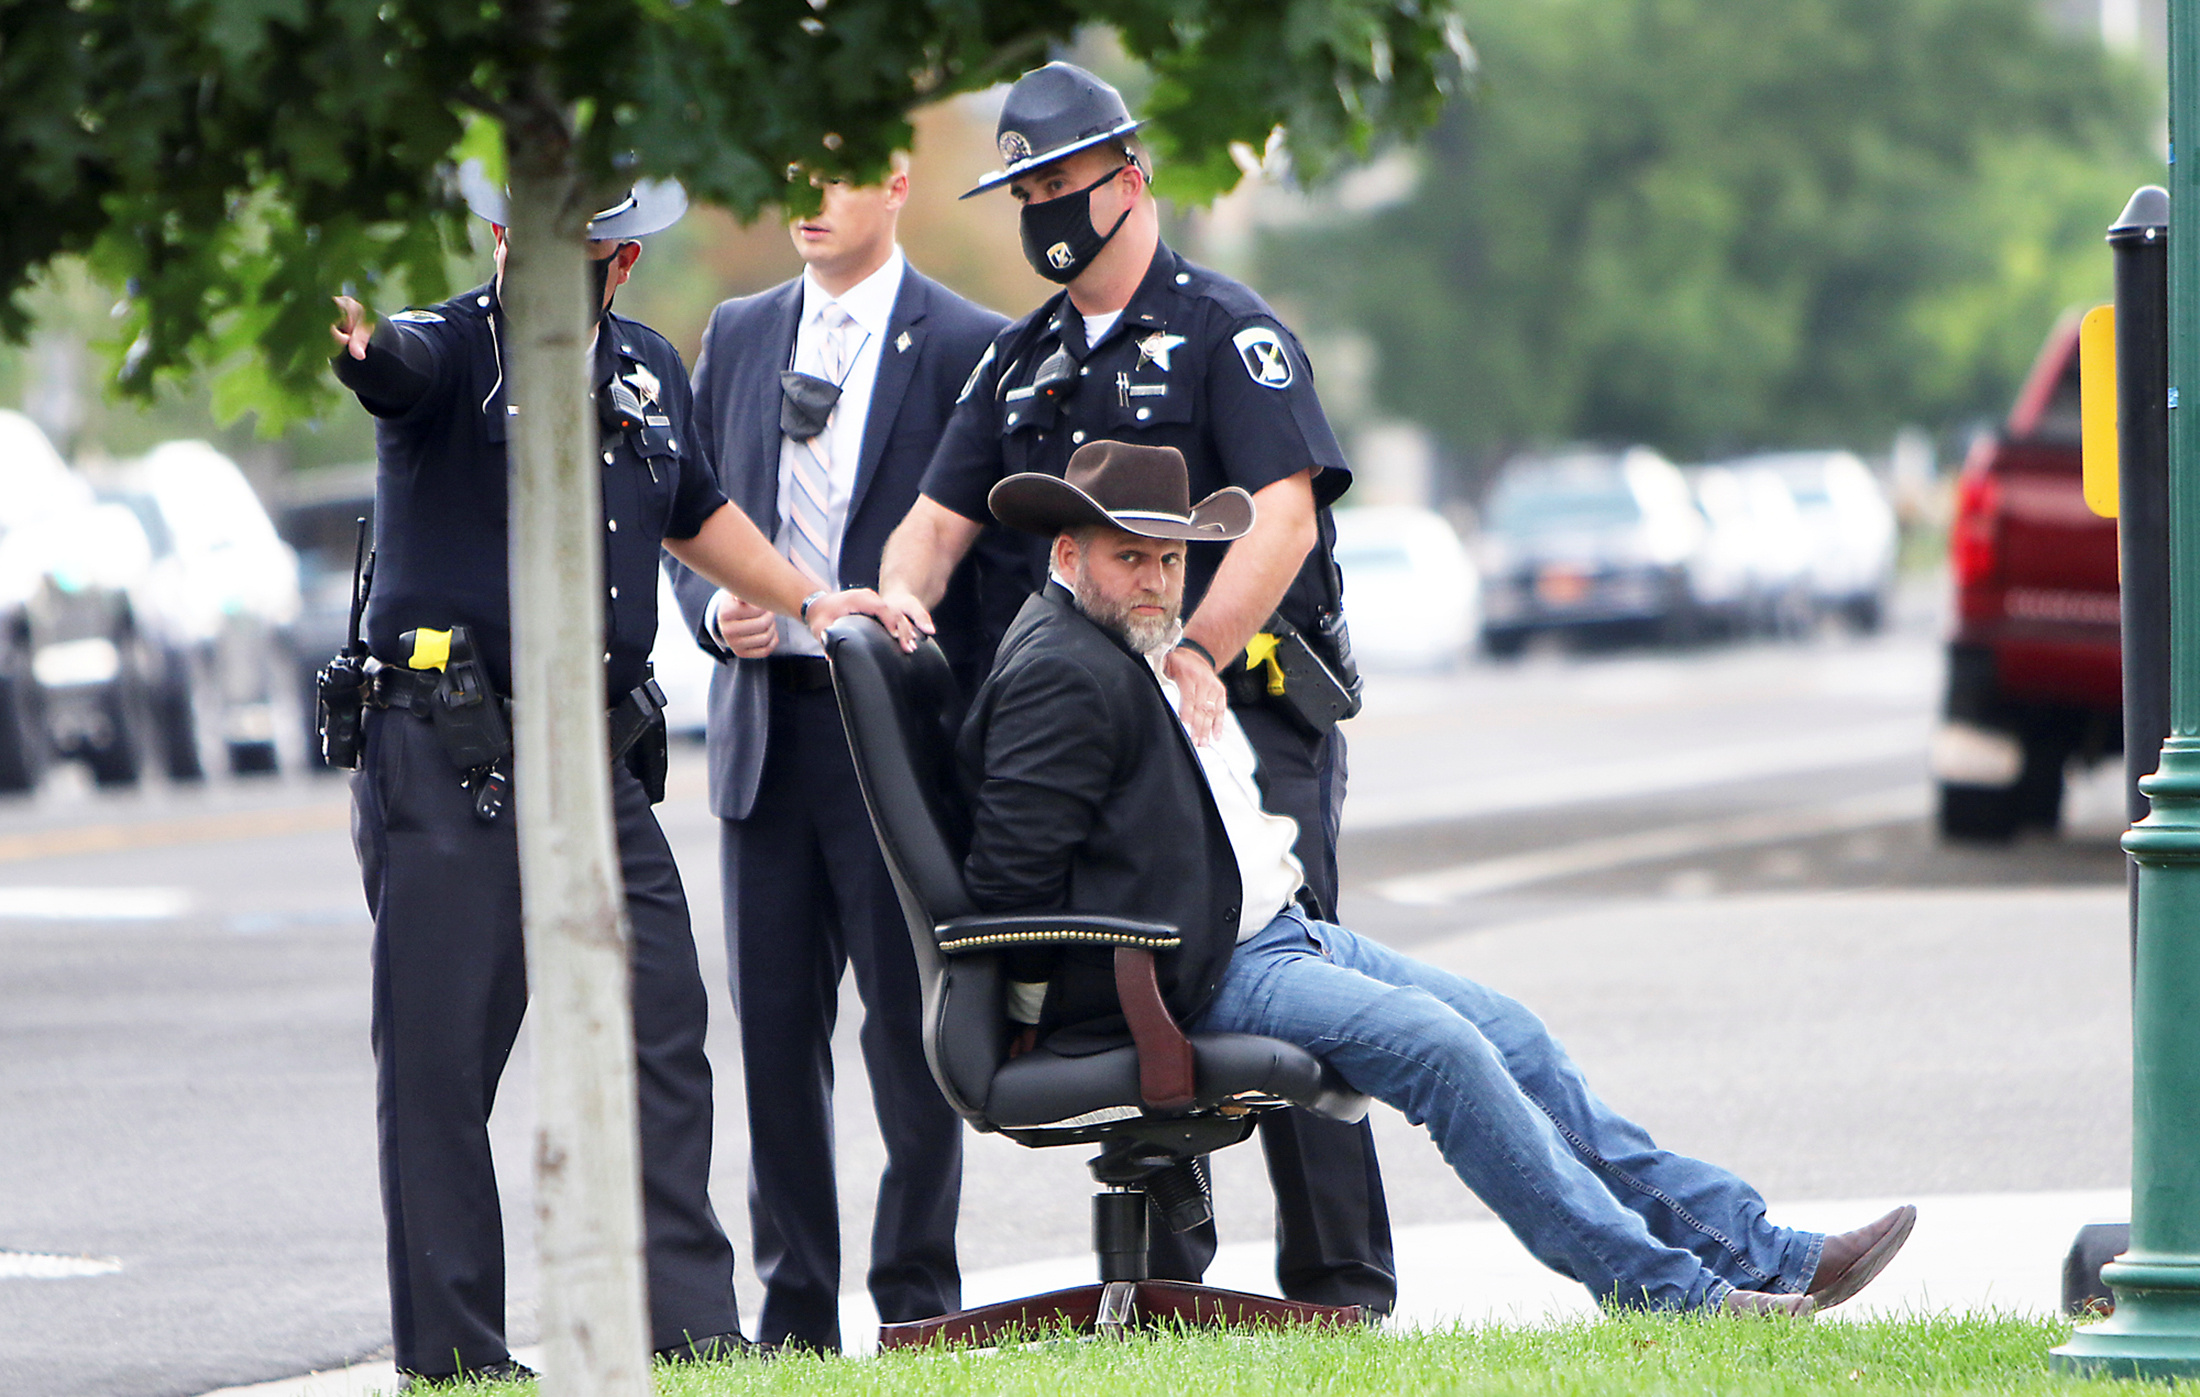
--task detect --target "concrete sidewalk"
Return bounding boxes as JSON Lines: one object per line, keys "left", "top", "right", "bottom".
{"left": 197, "top": 1187, "right": 2125, "bottom": 1396}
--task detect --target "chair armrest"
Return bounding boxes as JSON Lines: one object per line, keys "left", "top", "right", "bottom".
{"left": 1113, "top": 946, "right": 1195, "bottom": 1111}
{"left": 933, "top": 912, "right": 1180, "bottom": 956}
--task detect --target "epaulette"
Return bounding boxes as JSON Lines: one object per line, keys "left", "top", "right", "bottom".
{"left": 1167, "top": 257, "right": 1278, "bottom": 323}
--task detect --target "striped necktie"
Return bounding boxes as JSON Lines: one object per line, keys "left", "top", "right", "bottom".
{"left": 784, "top": 303, "right": 853, "bottom": 587}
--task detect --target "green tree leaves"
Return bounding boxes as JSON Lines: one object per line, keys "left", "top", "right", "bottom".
{"left": 1264, "top": 0, "right": 2160, "bottom": 468}
{"left": 0, "top": 0, "right": 1469, "bottom": 428}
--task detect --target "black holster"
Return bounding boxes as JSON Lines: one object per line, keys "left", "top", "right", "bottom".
{"left": 1228, "top": 611, "right": 1365, "bottom": 739}
{"left": 608, "top": 673, "right": 669, "bottom": 804}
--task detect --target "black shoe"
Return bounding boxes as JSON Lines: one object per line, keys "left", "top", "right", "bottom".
{"left": 656, "top": 1330, "right": 756, "bottom": 1363}
{"left": 396, "top": 1358, "right": 537, "bottom": 1390}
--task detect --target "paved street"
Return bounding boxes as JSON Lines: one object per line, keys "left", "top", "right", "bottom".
{"left": 0, "top": 584, "right": 2134, "bottom": 1397}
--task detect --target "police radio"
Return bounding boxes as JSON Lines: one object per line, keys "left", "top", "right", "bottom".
{"left": 313, "top": 519, "right": 374, "bottom": 770}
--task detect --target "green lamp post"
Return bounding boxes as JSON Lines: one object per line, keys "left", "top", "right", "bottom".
{"left": 2052, "top": 0, "right": 2200, "bottom": 1377}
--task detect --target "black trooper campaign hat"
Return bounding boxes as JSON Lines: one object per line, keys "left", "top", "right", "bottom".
{"left": 456, "top": 159, "right": 688, "bottom": 239}
{"left": 990, "top": 441, "right": 1254, "bottom": 542}
{"left": 961, "top": 62, "right": 1143, "bottom": 199}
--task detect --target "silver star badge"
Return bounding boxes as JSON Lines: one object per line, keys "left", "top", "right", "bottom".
{"left": 621, "top": 363, "right": 662, "bottom": 407}
{"left": 896, "top": 331, "right": 912, "bottom": 354}
{"left": 1135, "top": 332, "right": 1187, "bottom": 372}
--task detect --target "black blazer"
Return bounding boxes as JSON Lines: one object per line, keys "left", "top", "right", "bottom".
{"left": 669, "top": 265, "right": 1007, "bottom": 820}
{"left": 958, "top": 585, "right": 1243, "bottom": 1051}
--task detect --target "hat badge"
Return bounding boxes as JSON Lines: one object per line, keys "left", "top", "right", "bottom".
{"left": 998, "top": 130, "right": 1034, "bottom": 164}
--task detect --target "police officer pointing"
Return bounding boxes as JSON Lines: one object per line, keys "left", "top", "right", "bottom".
{"left": 329, "top": 175, "right": 913, "bottom": 1387}
{"left": 878, "top": 63, "right": 1396, "bottom": 1317}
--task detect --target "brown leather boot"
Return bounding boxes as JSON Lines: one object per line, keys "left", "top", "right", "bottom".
{"left": 1808, "top": 1205, "right": 1917, "bottom": 1310}
{"left": 1721, "top": 1288, "right": 1818, "bottom": 1318}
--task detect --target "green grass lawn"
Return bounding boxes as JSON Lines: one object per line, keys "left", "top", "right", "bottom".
{"left": 454, "top": 1314, "right": 2163, "bottom": 1396}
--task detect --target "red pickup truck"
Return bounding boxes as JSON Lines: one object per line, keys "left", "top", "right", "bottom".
{"left": 1934, "top": 317, "right": 2123, "bottom": 840}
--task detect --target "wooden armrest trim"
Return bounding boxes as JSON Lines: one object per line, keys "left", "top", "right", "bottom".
{"left": 1113, "top": 946, "right": 1196, "bottom": 1111}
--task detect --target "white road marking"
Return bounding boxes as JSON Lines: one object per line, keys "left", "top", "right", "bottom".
{"left": 0, "top": 887, "right": 192, "bottom": 920}
{"left": 0, "top": 1251, "right": 122, "bottom": 1279}
{"left": 1372, "top": 785, "right": 1930, "bottom": 905}
{"left": 1343, "top": 720, "right": 1924, "bottom": 831}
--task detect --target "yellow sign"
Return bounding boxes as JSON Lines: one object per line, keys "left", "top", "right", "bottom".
{"left": 2080, "top": 303, "right": 2119, "bottom": 519}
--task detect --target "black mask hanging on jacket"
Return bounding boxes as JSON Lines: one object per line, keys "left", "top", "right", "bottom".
{"left": 780, "top": 371, "right": 841, "bottom": 440}
{"left": 1019, "top": 165, "right": 1132, "bottom": 285}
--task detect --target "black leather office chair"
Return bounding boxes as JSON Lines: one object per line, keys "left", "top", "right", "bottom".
{"left": 825, "top": 617, "right": 1370, "bottom": 1347}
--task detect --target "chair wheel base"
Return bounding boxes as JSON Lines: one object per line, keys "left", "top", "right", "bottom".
{"left": 878, "top": 1279, "right": 1363, "bottom": 1349}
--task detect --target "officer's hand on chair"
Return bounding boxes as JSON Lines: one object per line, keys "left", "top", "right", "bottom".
{"left": 1166, "top": 643, "right": 1229, "bottom": 746}
{"left": 329, "top": 295, "right": 374, "bottom": 360}
{"left": 807, "top": 588, "right": 922, "bottom": 651}
{"left": 712, "top": 591, "right": 778, "bottom": 659}
{"left": 879, "top": 588, "right": 938, "bottom": 645}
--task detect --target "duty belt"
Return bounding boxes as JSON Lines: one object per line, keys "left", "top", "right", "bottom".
{"left": 364, "top": 660, "right": 664, "bottom": 764}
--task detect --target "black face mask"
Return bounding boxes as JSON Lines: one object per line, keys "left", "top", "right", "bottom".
{"left": 1019, "top": 165, "right": 1132, "bottom": 285}
{"left": 587, "top": 245, "right": 634, "bottom": 325}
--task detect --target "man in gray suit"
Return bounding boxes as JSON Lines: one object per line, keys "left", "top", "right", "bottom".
{"left": 667, "top": 157, "right": 1007, "bottom": 1352}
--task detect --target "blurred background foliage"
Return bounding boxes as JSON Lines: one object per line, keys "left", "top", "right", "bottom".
{"left": 1259, "top": 0, "right": 2162, "bottom": 477}
{"left": 0, "top": 1, "right": 2164, "bottom": 499}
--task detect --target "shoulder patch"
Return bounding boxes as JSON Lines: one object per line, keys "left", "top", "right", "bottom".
{"left": 957, "top": 342, "right": 997, "bottom": 405}
{"left": 1232, "top": 325, "right": 1295, "bottom": 390}
{"left": 389, "top": 309, "right": 445, "bottom": 324}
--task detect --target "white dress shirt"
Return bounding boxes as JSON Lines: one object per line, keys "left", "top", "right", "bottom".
{"left": 1150, "top": 654, "right": 1305, "bottom": 941}
{"left": 771, "top": 247, "right": 907, "bottom": 655}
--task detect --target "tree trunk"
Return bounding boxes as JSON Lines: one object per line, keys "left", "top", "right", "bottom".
{"left": 502, "top": 136, "right": 654, "bottom": 1396}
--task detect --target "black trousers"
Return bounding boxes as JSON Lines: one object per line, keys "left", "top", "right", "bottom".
{"left": 1144, "top": 703, "right": 1399, "bottom": 1312}
{"left": 353, "top": 706, "right": 739, "bottom": 1377}
{"left": 721, "top": 683, "right": 963, "bottom": 1350}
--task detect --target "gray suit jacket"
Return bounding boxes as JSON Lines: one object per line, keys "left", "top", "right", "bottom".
{"left": 668, "top": 266, "right": 1007, "bottom": 820}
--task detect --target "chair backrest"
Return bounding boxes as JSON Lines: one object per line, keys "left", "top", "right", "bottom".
{"left": 826, "top": 616, "right": 1000, "bottom": 1121}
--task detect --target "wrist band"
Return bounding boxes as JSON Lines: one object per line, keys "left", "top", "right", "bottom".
{"left": 1176, "top": 636, "right": 1217, "bottom": 668}
{"left": 800, "top": 590, "right": 828, "bottom": 622}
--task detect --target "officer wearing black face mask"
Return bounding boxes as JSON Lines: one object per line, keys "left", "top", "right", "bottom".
{"left": 878, "top": 61, "right": 1396, "bottom": 1320}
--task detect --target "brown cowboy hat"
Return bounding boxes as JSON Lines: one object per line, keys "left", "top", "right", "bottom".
{"left": 989, "top": 440, "right": 1255, "bottom": 542}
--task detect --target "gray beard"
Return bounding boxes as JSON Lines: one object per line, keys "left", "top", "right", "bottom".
{"left": 1069, "top": 566, "right": 1180, "bottom": 656}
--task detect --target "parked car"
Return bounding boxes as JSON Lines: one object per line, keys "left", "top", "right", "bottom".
{"left": 1934, "top": 317, "right": 2120, "bottom": 840}
{"left": 0, "top": 410, "right": 158, "bottom": 790}
{"left": 1732, "top": 450, "right": 1898, "bottom": 633}
{"left": 1476, "top": 447, "right": 1705, "bottom": 656}
{"left": 1330, "top": 505, "right": 1479, "bottom": 671}
{"left": 106, "top": 442, "right": 303, "bottom": 778}
{"left": 1685, "top": 464, "right": 1814, "bottom": 639}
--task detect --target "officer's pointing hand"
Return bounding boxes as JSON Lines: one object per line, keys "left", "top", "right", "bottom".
{"left": 712, "top": 591, "right": 779, "bottom": 659}
{"left": 330, "top": 296, "right": 374, "bottom": 360}
{"left": 807, "top": 588, "right": 922, "bottom": 652}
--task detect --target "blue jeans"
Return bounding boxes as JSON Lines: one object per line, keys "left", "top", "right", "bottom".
{"left": 1189, "top": 909, "right": 1823, "bottom": 1311}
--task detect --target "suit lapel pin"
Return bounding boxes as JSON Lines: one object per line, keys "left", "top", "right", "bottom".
{"left": 895, "top": 331, "right": 912, "bottom": 354}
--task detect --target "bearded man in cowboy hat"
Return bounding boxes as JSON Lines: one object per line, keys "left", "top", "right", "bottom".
{"left": 880, "top": 57, "right": 1396, "bottom": 1317}
{"left": 328, "top": 170, "right": 915, "bottom": 1386}
{"left": 958, "top": 440, "right": 1918, "bottom": 1321}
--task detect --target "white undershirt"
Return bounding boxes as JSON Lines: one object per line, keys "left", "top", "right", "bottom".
{"left": 1083, "top": 308, "right": 1122, "bottom": 349}
{"left": 1149, "top": 655, "right": 1305, "bottom": 941}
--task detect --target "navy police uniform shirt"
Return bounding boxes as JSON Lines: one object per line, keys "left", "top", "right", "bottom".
{"left": 920, "top": 243, "right": 1352, "bottom": 658}
{"left": 334, "top": 282, "right": 726, "bottom": 700}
